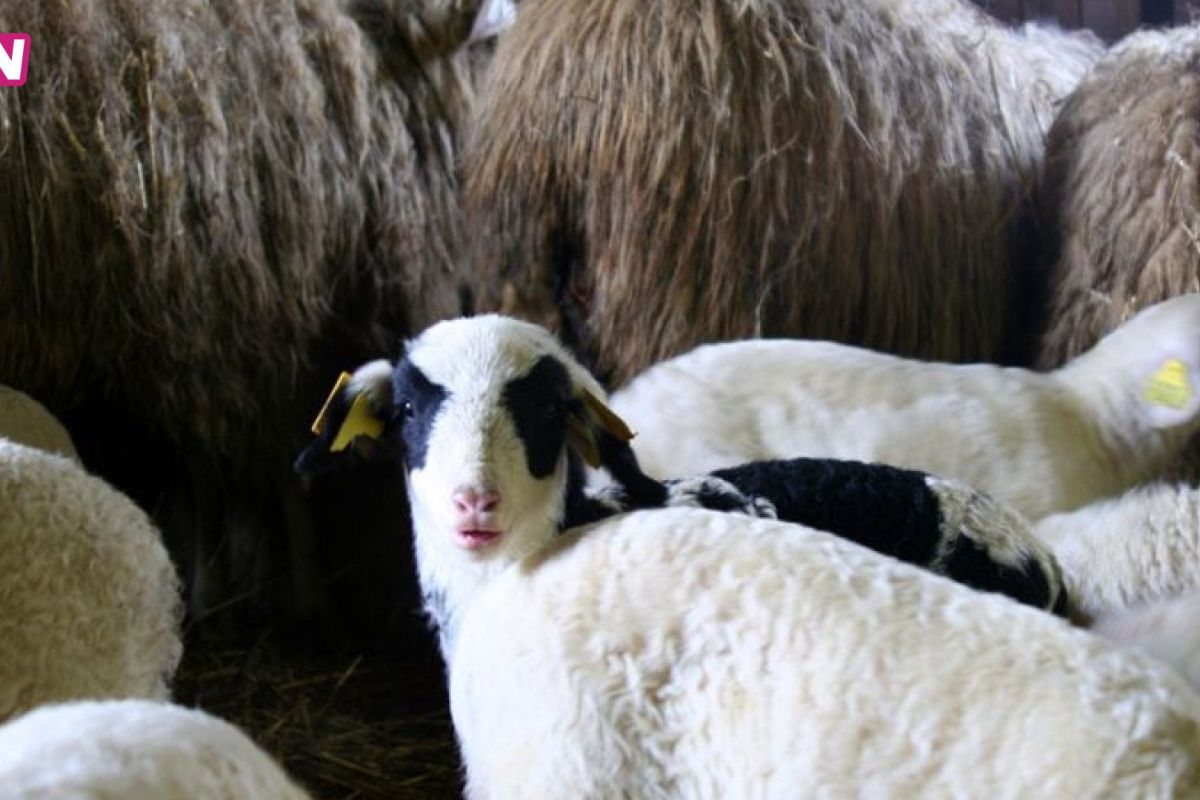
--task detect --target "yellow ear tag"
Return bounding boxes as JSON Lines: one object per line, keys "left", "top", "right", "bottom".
{"left": 310, "top": 371, "right": 385, "bottom": 453}
{"left": 311, "top": 372, "right": 353, "bottom": 436}
{"left": 330, "top": 393, "right": 386, "bottom": 452}
{"left": 566, "top": 391, "right": 635, "bottom": 468}
{"left": 1144, "top": 358, "right": 1193, "bottom": 410}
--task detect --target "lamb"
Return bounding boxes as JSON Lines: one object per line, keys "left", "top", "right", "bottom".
{"left": 464, "top": 0, "right": 1103, "bottom": 387}
{"left": 605, "top": 293, "right": 1200, "bottom": 521}
{"left": 0, "top": 700, "right": 310, "bottom": 799}
{"left": 450, "top": 508, "right": 1200, "bottom": 797}
{"left": 595, "top": 461, "right": 1067, "bottom": 615}
{"left": 297, "top": 318, "right": 1200, "bottom": 796}
{"left": 0, "top": 440, "right": 182, "bottom": 722}
{"left": 299, "top": 316, "right": 1068, "bottom": 620}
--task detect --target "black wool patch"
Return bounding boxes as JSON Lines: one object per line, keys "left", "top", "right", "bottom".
{"left": 710, "top": 458, "right": 944, "bottom": 566}
{"left": 561, "top": 451, "right": 616, "bottom": 529}
{"left": 392, "top": 360, "right": 448, "bottom": 470}
{"left": 940, "top": 539, "right": 1055, "bottom": 612}
{"left": 594, "top": 427, "right": 668, "bottom": 507}
{"left": 502, "top": 355, "right": 573, "bottom": 479}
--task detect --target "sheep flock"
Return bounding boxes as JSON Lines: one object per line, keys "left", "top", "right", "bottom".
{"left": 6, "top": 0, "right": 1200, "bottom": 797}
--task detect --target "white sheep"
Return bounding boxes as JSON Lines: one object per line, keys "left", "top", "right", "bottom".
{"left": 0, "top": 440, "right": 182, "bottom": 722}
{"left": 1034, "top": 480, "right": 1200, "bottom": 620}
{"left": 0, "top": 700, "right": 311, "bottom": 799}
{"left": 299, "top": 317, "right": 1069, "bottom": 621}
{"left": 606, "top": 293, "right": 1200, "bottom": 521}
{"left": 1019, "top": 481, "right": 1200, "bottom": 693}
{"left": 1091, "top": 592, "right": 1200, "bottom": 693}
{"left": 454, "top": 508, "right": 1200, "bottom": 798}
{"left": 299, "top": 315, "right": 1200, "bottom": 796}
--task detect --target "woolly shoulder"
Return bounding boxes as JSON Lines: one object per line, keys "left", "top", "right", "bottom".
{"left": 452, "top": 507, "right": 1200, "bottom": 797}
{"left": 0, "top": 700, "right": 310, "bottom": 798}
{"left": 0, "top": 442, "right": 182, "bottom": 720}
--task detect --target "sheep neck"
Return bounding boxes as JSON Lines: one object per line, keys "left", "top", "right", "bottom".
{"left": 407, "top": 470, "right": 572, "bottom": 666}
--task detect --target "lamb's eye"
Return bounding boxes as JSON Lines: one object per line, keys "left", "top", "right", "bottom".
{"left": 400, "top": 401, "right": 415, "bottom": 420}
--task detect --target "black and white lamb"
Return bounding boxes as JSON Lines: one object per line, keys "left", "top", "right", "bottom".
{"left": 294, "top": 315, "right": 1200, "bottom": 798}
{"left": 297, "top": 314, "right": 1068, "bottom": 640}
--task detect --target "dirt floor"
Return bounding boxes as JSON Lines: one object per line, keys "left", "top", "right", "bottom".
{"left": 173, "top": 630, "right": 462, "bottom": 799}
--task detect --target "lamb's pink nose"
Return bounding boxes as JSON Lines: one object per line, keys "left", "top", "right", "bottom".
{"left": 453, "top": 486, "right": 501, "bottom": 516}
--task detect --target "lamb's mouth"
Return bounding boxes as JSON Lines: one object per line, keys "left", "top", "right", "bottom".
{"left": 454, "top": 528, "right": 503, "bottom": 551}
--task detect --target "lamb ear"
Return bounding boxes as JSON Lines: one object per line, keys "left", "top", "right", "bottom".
{"left": 295, "top": 362, "right": 394, "bottom": 475}
{"left": 566, "top": 391, "right": 667, "bottom": 505}
{"left": 566, "top": 390, "right": 634, "bottom": 468}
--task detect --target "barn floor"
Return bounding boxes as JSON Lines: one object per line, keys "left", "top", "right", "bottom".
{"left": 173, "top": 631, "right": 462, "bottom": 799}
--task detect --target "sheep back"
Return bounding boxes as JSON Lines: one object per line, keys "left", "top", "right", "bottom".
{"left": 466, "top": 0, "right": 1102, "bottom": 385}
{"left": 0, "top": 700, "right": 310, "bottom": 799}
{"left": 0, "top": 441, "right": 182, "bottom": 722}
{"left": 452, "top": 507, "right": 1200, "bottom": 798}
{"left": 1035, "top": 481, "right": 1200, "bottom": 620}
{"left": 1036, "top": 26, "right": 1200, "bottom": 369}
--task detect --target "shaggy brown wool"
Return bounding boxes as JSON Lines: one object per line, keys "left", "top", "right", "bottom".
{"left": 0, "top": 0, "right": 484, "bottom": 636}
{"left": 1035, "top": 26, "right": 1200, "bottom": 369}
{"left": 464, "top": 0, "right": 1102, "bottom": 385}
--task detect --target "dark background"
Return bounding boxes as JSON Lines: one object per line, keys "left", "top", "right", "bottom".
{"left": 976, "top": 0, "right": 1189, "bottom": 40}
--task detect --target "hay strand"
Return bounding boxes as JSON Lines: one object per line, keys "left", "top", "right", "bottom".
{"left": 174, "top": 633, "right": 461, "bottom": 799}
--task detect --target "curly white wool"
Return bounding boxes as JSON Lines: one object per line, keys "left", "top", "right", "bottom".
{"left": 314, "top": 315, "right": 1200, "bottom": 795}
{"left": 0, "top": 441, "right": 182, "bottom": 722}
{"left": 1035, "top": 481, "right": 1200, "bottom": 619}
{"left": 0, "top": 700, "right": 310, "bottom": 799}
{"left": 608, "top": 295, "right": 1200, "bottom": 520}
{"left": 452, "top": 508, "right": 1200, "bottom": 797}
{"left": 1092, "top": 593, "right": 1200, "bottom": 693}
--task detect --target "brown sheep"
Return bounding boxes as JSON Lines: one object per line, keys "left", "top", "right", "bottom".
{"left": 464, "top": 0, "right": 1103, "bottom": 386}
{"left": 0, "top": 0, "right": 492, "bottom": 640}
{"left": 1035, "top": 25, "right": 1200, "bottom": 370}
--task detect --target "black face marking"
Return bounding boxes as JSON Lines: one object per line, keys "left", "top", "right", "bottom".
{"left": 502, "top": 355, "right": 572, "bottom": 479}
{"left": 392, "top": 360, "right": 447, "bottom": 471}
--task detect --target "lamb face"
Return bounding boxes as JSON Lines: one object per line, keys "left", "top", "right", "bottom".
{"left": 400, "top": 320, "right": 574, "bottom": 562}
{"left": 293, "top": 314, "right": 618, "bottom": 652}
{"left": 392, "top": 316, "right": 609, "bottom": 638}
